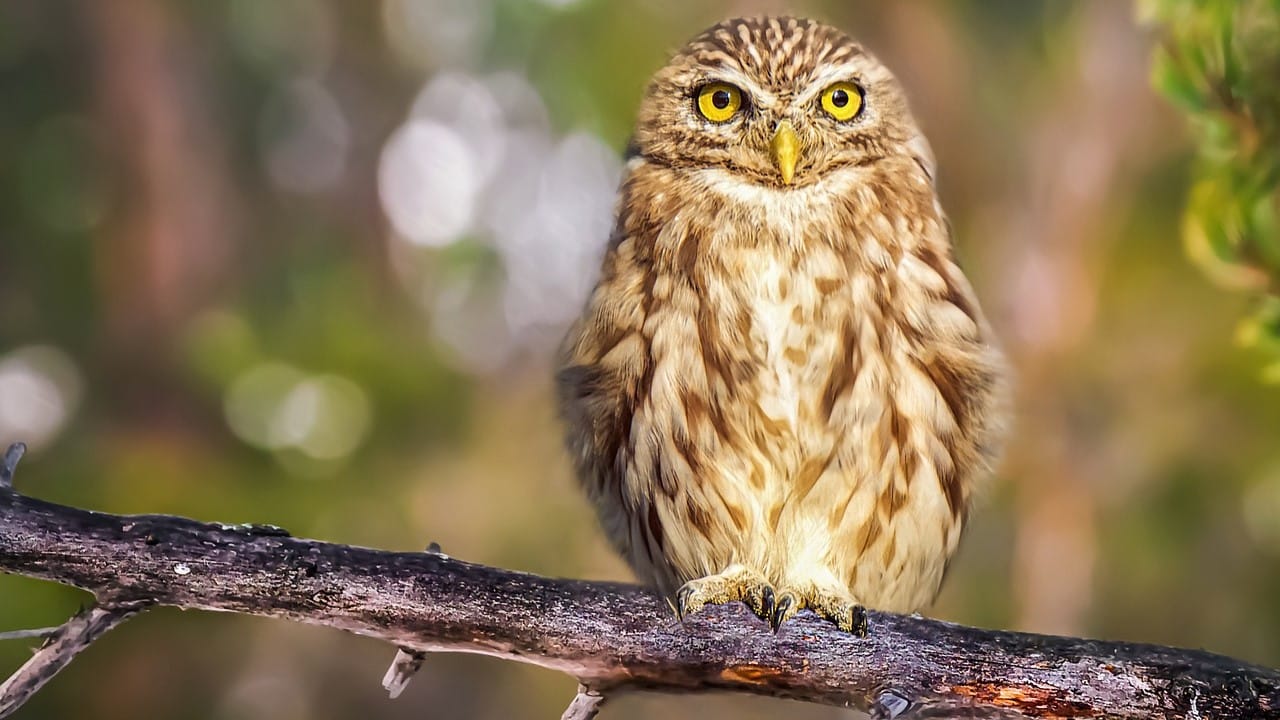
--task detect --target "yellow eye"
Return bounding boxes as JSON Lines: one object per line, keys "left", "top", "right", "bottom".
{"left": 820, "top": 81, "right": 863, "bottom": 121}
{"left": 696, "top": 83, "right": 743, "bottom": 123}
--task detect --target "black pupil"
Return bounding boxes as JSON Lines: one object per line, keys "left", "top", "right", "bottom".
{"left": 711, "top": 89, "right": 732, "bottom": 109}
{"left": 831, "top": 89, "right": 849, "bottom": 108}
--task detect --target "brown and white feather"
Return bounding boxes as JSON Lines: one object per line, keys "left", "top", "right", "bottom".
{"left": 558, "top": 16, "right": 1007, "bottom": 615}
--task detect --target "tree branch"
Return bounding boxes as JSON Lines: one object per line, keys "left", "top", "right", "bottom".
{"left": 0, "top": 446, "right": 1277, "bottom": 718}
{"left": 0, "top": 628, "right": 59, "bottom": 642}
{"left": 561, "top": 684, "right": 606, "bottom": 720}
{"left": 0, "top": 604, "right": 144, "bottom": 718}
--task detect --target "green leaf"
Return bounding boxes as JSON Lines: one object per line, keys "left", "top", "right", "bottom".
{"left": 1152, "top": 49, "right": 1205, "bottom": 110}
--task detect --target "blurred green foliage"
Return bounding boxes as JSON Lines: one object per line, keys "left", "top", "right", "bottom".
{"left": 1146, "top": 0, "right": 1280, "bottom": 379}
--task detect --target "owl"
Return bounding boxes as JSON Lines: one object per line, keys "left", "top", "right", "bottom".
{"left": 557, "top": 16, "right": 1006, "bottom": 634}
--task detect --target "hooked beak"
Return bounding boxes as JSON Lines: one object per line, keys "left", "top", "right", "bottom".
{"left": 771, "top": 121, "right": 800, "bottom": 185}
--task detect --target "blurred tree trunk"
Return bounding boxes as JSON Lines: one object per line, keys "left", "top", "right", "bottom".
{"left": 84, "top": 0, "right": 238, "bottom": 419}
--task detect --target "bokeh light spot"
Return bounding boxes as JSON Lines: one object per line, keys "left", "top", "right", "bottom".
{"left": 378, "top": 119, "right": 479, "bottom": 247}
{"left": 382, "top": 0, "right": 493, "bottom": 69}
{"left": 225, "top": 363, "right": 372, "bottom": 464}
{"left": 0, "top": 346, "right": 83, "bottom": 451}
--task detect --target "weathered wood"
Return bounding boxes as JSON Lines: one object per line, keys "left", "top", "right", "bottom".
{"left": 562, "top": 685, "right": 607, "bottom": 720}
{"left": 0, "top": 466, "right": 1277, "bottom": 718}
{"left": 0, "top": 604, "right": 142, "bottom": 718}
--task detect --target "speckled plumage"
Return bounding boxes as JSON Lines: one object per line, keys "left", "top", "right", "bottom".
{"left": 558, "top": 16, "right": 1007, "bottom": 630}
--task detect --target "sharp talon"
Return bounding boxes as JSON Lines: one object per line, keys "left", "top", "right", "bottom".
{"left": 771, "top": 594, "right": 795, "bottom": 630}
{"left": 852, "top": 605, "right": 870, "bottom": 637}
{"left": 676, "top": 586, "right": 695, "bottom": 620}
{"left": 760, "top": 586, "right": 775, "bottom": 620}
{"left": 822, "top": 603, "right": 868, "bottom": 635}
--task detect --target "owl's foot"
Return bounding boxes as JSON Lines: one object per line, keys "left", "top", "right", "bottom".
{"left": 675, "top": 565, "right": 775, "bottom": 624}
{"left": 771, "top": 585, "right": 869, "bottom": 637}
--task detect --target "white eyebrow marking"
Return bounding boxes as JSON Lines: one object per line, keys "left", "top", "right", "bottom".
{"left": 706, "top": 69, "right": 778, "bottom": 108}
{"left": 796, "top": 64, "right": 864, "bottom": 105}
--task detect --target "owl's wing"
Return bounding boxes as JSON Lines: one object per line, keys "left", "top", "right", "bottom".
{"left": 555, "top": 237, "right": 655, "bottom": 566}
{"left": 556, "top": 360, "right": 633, "bottom": 483}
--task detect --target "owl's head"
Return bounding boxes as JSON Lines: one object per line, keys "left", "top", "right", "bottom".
{"left": 632, "top": 16, "right": 932, "bottom": 188}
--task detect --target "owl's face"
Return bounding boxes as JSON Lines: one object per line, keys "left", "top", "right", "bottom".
{"left": 632, "top": 17, "right": 929, "bottom": 189}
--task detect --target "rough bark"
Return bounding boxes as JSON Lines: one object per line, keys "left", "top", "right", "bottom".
{"left": 0, "top": 452, "right": 1277, "bottom": 718}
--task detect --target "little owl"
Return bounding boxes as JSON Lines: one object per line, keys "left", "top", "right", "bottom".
{"left": 558, "top": 16, "right": 1006, "bottom": 634}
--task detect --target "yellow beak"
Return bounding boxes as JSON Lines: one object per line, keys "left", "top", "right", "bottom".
{"left": 771, "top": 121, "right": 800, "bottom": 185}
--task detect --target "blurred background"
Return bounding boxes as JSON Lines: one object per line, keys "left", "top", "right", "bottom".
{"left": 1, "top": 0, "right": 1278, "bottom": 718}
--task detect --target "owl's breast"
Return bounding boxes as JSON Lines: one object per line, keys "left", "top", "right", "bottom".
{"left": 695, "top": 237, "right": 860, "bottom": 486}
